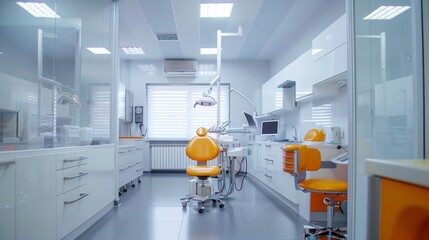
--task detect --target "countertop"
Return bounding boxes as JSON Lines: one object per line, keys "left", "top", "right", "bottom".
{"left": 365, "top": 158, "right": 429, "bottom": 188}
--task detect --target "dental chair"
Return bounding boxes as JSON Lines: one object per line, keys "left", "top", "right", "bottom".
{"left": 283, "top": 144, "right": 347, "bottom": 239}
{"left": 180, "top": 127, "right": 225, "bottom": 213}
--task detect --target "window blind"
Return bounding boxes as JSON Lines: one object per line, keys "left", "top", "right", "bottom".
{"left": 147, "top": 84, "right": 229, "bottom": 139}
{"left": 89, "top": 84, "right": 111, "bottom": 140}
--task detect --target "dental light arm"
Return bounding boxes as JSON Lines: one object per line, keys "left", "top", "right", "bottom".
{"left": 204, "top": 75, "right": 221, "bottom": 96}
{"left": 229, "top": 89, "right": 257, "bottom": 117}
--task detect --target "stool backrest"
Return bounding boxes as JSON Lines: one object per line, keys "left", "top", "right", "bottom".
{"left": 283, "top": 144, "right": 321, "bottom": 174}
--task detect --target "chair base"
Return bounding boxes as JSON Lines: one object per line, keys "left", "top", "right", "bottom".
{"left": 180, "top": 194, "right": 225, "bottom": 213}
{"left": 304, "top": 225, "right": 347, "bottom": 240}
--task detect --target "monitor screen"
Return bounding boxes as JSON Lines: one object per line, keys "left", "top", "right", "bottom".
{"left": 261, "top": 120, "right": 279, "bottom": 135}
{"left": 243, "top": 112, "right": 257, "bottom": 128}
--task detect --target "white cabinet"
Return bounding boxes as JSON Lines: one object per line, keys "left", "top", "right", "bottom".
{"left": 312, "top": 14, "right": 347, "bottom": 62}
{"left": 56, "top": 146, "right": 115, "bottom": 239}
{"left": 312, "top": 14, "right": 347, "bottom": 84}
{"left": 249, "top": 142, "right": 299, "bottom": 205}
{"left": 16, "top": 154, "right": 56, "bottom": 240}
{"left": 118, "top": 140, "right": 144, "bottom": 191}
{"left": 55, "top": 150, "right": 89, "bottom": 239}
{"left": 2, "top": 145, "right": 115, "bottom": 240}
{"left": 262, "top": 75, "right": 283, "bottom": 114}
{"left": 0, "top": 158, "right": 16, "bottom": 240}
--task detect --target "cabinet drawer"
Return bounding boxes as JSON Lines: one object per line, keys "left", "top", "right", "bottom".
{"left": 56, "top": 164, "right": 88, "bottom": 195}
{"left": 133, "top": 161, "right": 144, "bottom": 179}
{"left": 57, "top": 184, "right": 90, "bottom": 239}
{"left": 56, "top": 151, "right": 88, "bottom": 170}
{"left": 117, "top": 147, "right": 135, "bottom": 165}
{"left": 118, "top": 163, "right": 134, "bottom": 187}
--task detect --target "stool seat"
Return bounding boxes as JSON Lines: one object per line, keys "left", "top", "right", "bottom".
{"left": 186, "top": 166, "right": 220, "bottom": 177}
{"left": 299, "top": 179, "right": 348, "bottom": 192}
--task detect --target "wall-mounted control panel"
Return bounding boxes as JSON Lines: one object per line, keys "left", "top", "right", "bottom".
{"left": 134, "top": 106, "right": 143, "bottom": 123}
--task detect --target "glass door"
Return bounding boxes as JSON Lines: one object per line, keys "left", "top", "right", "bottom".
{"left": 352, "top": 0, "right": 424, "bottom": 238}
{"left": 424, "top": 1, "right": 429, "bottom": 155}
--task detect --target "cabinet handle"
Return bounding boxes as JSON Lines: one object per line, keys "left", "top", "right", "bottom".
{"left": 0, "top": 161, "right": 15, "bottom": 167}
{"left": 64, "top": 172, "right": 88, "bottom": 180}
{"left": 63, "top": 157, "right": 87, "bottom": 163}
{"left": 135, "top": 161, "right": 143, "bottom": 165}
{"left": 135, "top": 168, "right": 144, "bottom": 171}
{"left": 118, "top": 150, "right": 128, "bottom": 153}
{"left": 264, "top": 173, "right": 273, "bottom": 178}
{"left": 64, "top": 193, "right": 89, "bottom": 205}
{"left": 119, "top": 166, "right": 129, "bottom": 171}
{"left": 265, "top": 158, "right": 274, "bottom": 164}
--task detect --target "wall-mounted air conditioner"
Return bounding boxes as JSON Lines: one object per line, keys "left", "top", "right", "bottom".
{"left": 163, "top": 60, "right": 197, "bottom": 77}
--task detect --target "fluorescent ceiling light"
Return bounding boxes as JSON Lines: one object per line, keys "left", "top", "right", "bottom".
{"left": 363, "top": 6, "right": 410, "bottom": 20}
{"left": 86, "top": 48, "right": 111, "bottom": 55}
{"left": 121, "top": 47, "right": 145, "bottom": 55}
{"left": 200, "top": 48, "right": 217, "bottom": 55}
{"left": 16, "top": 2, "right": 60, "bottom": 18}
{"left": 200, "top": 3, "right": 233, "bottom": 18}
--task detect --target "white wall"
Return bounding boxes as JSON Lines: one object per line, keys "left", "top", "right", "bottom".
{"left": 126, "top": 60, "right": 269, "bottom": 134}
{"left": 123, "top": 59, "right": 268, "bottom": 171}
{"left": 279, "top": 86, "right": 348, "bottom": 144}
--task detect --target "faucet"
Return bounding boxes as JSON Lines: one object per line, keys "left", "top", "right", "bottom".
{"left": 291, "top": 126, "right": 298, "bottom": 142}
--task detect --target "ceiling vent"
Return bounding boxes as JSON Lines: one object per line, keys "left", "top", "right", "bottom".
{"left": 156, "top": 33, "right": 179, "bottom": 41}
{"left": 164, "top": 60, "right": 197, "bottom": 77}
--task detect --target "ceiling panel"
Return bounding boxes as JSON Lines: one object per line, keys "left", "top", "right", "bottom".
{"left": 119, "top": 0, "right": 330, "bottom": 61}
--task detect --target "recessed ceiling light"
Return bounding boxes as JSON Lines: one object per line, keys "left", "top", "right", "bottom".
{"left": 16, "top": 2, "right": 60, "bottom": 18}
{"left": 200, "top": 48, "right": 217, "bottom": 55}
{"left": 86, "top": 48, "right": 111, "bottom": 55}
{"left": 200, "top": 3, "right": 233, "bottom": 18}
{"left": 121, "top": 47, "right": 145, "bottom": 55}
{"left": 363, "top": 6, "right": 410, "bottom": 20}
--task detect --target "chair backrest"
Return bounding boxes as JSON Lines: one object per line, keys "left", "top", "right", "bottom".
{"left": 283, "top": 144, "right": 321, "bottom": 190}
{"left": 186, "top": 127, "right": 219, "bottom": 162}
{"left": 283, "top": 144, "right": 321, "bottom": 174}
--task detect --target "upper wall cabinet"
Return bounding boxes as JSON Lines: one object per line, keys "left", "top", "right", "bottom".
{"left": 262, "top": 14, "right": 347, "bottom": 115}
{"left": 312, "top": 14, "right": 347, "bottom": 83}
{"left": 312, "top": 14, "right": 347, "bottom": 61}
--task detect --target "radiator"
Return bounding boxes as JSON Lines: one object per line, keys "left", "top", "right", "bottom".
{"left": 150, "top": 143, "right": 216, "bottom": 171}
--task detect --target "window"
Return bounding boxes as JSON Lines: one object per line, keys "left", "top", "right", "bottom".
{"left": 147, "top": 84, "right": 229, "bottom": 139}
{"left": 89, "top": 84, "right": 111, "bottom": 141}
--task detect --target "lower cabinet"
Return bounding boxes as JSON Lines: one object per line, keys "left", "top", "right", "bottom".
{"left": 57, "top": 184, "right": 91, "bottom": 238}
{"left": 0, "top": 158, "right": 16, "bottom": 240}
{"left": 248, "top": 142, "right": 299, "bottom": 206}
{"left": 117, "top": 140, "right": 144, "bottom": 191}
{"left": 16, "top": 154, "right": 57, "bottom": 240}
{"left": 2, "top": 145, "right": 115, "bottom": 240}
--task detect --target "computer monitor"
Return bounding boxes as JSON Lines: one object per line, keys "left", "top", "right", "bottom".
{"left": 260, "top": 120, "right": 279, "bottom": 136}
{"left": 243, "top": 111, "right": 257, "bottom": 128}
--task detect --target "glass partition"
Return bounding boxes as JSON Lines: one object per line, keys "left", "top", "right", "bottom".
{"left": 0, "top": 0, "right": 114, "bottom": 151}
{"left": 352, "top": 0, "right": 423, "bottom": 238}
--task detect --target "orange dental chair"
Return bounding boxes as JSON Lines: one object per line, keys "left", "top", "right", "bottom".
{"left": 180, "top": 127, "right": 225, "bottom": 213}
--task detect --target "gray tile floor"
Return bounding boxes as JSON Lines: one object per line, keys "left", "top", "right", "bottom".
{"left": 77, "top": 173, "right": 309, "bottom": 240}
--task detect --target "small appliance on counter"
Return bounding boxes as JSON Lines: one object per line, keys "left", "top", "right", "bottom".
{"left": 80, "top": 127, "right": 93, "bottom": 145}
{"left": 57, "top": 125, "right": 80, "bottom": 146}
{"left": 324, "top": 127, "right": 341, "bottom": 144}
